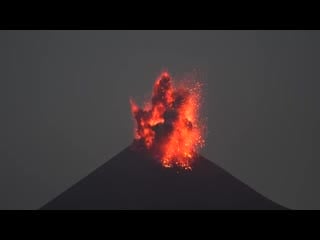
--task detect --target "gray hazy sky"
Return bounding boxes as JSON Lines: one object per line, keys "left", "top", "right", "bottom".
{"left": 1, "top": 30, "right": 320, "bottom": 209}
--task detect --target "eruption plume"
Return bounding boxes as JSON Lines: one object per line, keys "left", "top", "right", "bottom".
{"left": 130, "top": 71, "right": 205, "bottom": 170}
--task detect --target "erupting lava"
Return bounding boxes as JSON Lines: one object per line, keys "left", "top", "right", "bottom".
{"left": 130, "top": 71, "right": 205, "bottom": 170}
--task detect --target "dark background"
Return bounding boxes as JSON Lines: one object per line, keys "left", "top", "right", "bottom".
{"left": 1, "top": 30, "right": 319, "bottom": 210}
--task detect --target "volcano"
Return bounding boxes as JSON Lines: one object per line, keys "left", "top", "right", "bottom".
{"left": 40, "top": 145, "right": 286, "bottom": 210}
{"left": 41, "top": 71, "right": 286, "bottom": 210}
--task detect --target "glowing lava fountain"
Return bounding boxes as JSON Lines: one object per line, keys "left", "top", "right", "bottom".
{"left": 130, "top": 71, "right": 205, "bottom": 170}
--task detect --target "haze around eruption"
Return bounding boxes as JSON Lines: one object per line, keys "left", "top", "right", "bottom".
{"left": 130, "top": 71, "right": 205, "bottom": 170}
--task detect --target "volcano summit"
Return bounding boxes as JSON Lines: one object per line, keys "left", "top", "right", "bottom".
{"left": 41, "top": 72, "right": 286, "bottom": 210}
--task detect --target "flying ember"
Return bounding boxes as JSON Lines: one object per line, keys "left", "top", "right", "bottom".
{"left": 130, "top": 71, "right": 205, "bottom": 170}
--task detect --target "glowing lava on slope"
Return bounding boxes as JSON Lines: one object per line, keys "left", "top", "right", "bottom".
{"left": 130, "top": 71, "right": 205, "bottom": 170}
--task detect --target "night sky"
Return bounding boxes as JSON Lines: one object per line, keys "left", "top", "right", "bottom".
{"left": 1, "top": 30, "right": 320, "bottom": 209}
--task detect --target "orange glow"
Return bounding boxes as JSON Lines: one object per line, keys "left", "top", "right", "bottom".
{"left": 130, "top": 71, "right": 205, "bottom": 170}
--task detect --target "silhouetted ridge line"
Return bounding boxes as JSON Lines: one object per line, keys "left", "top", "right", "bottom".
{"left": 41, "top": 145, "right": 287, "bottom": 210}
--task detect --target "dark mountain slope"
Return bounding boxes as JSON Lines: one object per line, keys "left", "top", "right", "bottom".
{"left": 41, "top": 146, "right": 286, "bottom": 210}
